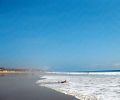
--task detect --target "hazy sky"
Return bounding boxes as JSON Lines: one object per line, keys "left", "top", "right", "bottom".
{"left": 0, "top": 0, "right": 120, "bottom": 71}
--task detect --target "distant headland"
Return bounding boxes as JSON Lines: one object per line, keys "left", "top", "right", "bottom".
{"left": 0, "top": 67, "right": 30, "bottom": 74}
{"left": 0, "top": 67, "right": 45, "bottom": 74}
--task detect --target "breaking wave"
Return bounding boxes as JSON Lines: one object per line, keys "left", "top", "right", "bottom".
{"left": 36, "top": 72, "right": 120, "bottom": 100}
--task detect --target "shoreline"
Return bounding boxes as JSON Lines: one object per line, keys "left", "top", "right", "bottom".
{"left": 0, "top": 74, "right": 78, "bottom": 100}
{"left": 41, "top": 85, "right": 80, "bottom": 100}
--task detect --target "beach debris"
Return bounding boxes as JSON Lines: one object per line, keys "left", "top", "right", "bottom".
{"left": 58, "top": 80, "right": 67, "bottom": 83}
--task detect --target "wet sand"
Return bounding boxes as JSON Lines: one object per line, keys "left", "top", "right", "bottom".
{"left": 0, "top": 74, "right": 78, "bottom": 100}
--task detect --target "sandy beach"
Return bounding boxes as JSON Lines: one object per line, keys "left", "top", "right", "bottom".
{"left": 0, "top": 71, "right": 29, "bottom": 74}
{"left": 0, "top": 74, "right": 78, "bottom": 100}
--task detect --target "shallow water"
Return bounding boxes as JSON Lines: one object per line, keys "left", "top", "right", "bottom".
{"left": 36, "top": 72, "right": 120, "bottom": 100}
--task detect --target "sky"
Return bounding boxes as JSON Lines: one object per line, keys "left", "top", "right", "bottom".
{"left": 0, "top": 0, "right": 120, "bottom": 71}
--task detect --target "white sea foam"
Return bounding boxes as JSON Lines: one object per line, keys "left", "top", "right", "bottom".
{"left": 47, "top": 71, "right": 120, "bottom": 75}
{"left": 36, "top": 72, "right": 120, "bottom": 100}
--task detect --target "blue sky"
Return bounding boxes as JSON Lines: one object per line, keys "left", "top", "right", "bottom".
{"left": 0, "top": 0, "right": 120, "bottom": 71}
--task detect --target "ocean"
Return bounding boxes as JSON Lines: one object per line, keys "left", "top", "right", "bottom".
{"left": 36, "top": 71, "right": 120, "bottom": 100}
